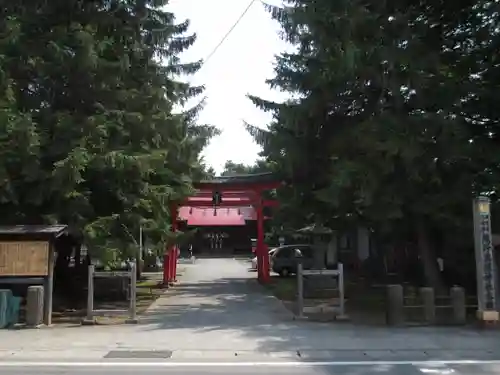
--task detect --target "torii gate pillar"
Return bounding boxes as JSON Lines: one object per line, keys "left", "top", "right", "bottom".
{"left": 163, "top": 204, "right": 178, "bottom": 285}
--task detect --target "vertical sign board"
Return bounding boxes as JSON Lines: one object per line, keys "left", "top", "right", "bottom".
{"left": 473, "top": 195, "right": 497, "bottom": 312}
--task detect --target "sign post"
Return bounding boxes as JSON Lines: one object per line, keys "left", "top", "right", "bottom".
{"left": 84, "top": 262, "right": 138, "bottom": 325}
{"left": 473, "top": 195, "right": 499, "bottom": 323}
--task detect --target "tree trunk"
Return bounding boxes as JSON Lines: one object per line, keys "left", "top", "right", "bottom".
{"left": 54, "top": 236, "right": 72, "bottom": 282}
{"left": 74, "top": 244, "right": 82, "bottom": 271}
{"left": 53, "top": 236, "right": 75, "bottom": 307}
{"left": 54, "top": 236, "right": 87, "bottom": 307}
{"left": 415, "top": 218, "right": 446, "bottom": 292}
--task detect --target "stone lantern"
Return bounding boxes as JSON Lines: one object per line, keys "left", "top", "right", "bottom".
{"left": 297, "top": 223, "right": 335, "bottom": 269}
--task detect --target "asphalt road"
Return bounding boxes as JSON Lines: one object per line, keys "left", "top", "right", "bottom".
{"left": 2, "top": 361, "right": 500, "bottom": 375}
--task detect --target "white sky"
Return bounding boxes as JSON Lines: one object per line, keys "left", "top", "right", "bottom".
{"left": 167, "top": 0, "right": 290, "bottom": 174}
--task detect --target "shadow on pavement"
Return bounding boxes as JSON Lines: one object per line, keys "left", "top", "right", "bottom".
{"left": 136, "top": 260, "right": 500, "bottom": 368}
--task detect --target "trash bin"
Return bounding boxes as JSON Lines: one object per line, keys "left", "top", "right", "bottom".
{"left": 7, "top": 296, "right": 21, "bottom": 326}
{"left": 0, "top": 290, "right": 12, "bottom": 328}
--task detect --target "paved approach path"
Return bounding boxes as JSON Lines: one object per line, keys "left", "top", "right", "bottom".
{"left": 139, "top": 257, "right": 294, "bottom": 354}
{"left": 136, "top": 258, "right": 500, "bottom": 360}
{"left": 1, "top": 258, "right": 500, "bottom": 363}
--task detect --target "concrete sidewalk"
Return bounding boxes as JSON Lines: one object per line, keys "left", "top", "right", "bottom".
{"left": 0, "top": 258, "right": 500, "bottom": 361}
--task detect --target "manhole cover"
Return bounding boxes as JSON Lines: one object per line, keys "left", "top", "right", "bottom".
{"left": 105, "top": 350, "right": 173, "bottom": 359}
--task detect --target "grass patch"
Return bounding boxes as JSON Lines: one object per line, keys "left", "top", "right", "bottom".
{"left": 136, "top": 282, "right": 165, "bottom": 312}
{"left": 263, "top": 276, "right": 297, "bottom": 301}
{"left": 261, "top": 275, "right": 388, "bottom": 324}
{"left": 263, "top": 275, "right": 388, "bottom": 308}
{"left": 137, "top": 279, "right": 162, "bottom": 288}
{"left": 345, "top": 281, "right": 386, "bottom": 311}
{"left": 50, "top": 279, "right": 166, "bottom": 325}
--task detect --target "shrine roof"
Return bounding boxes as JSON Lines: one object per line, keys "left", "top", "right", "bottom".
{"left": 195, "top": 172, "right": 280, "bottom": 190}
{"left": 0, "top": 225, "right": 68, "bottom": 237}
{"left": 0, "top": 224, "right": 69, "bottom": 241}
{"left": 178, "top": 207, "right": 269, "bottom": 226}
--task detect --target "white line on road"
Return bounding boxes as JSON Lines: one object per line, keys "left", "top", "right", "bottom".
{"left": 0, "top": 360, "right": 500, "bottom": 367}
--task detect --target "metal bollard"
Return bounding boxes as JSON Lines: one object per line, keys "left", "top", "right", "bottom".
{"left": 450, "top": 286, "right": 466, "bottom": 325}
{"left": 419, "top": 287, "right": 436, "bottom": 324}
{"left": 26, "top": 286, "right": 44, "bottom": 327}
{"left": 386, "top": 284, "right": 404, "bottom": 326}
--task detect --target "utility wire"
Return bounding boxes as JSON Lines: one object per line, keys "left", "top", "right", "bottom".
{"left": 200, "top": 0, "right": 257, "bottom": 69}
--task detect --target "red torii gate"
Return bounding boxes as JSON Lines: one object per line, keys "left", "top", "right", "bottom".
{"left": 163, "top": 173, "right": 280, "bottom": 284}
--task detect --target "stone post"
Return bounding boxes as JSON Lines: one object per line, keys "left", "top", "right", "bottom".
{"left": 326, "top": 232, "right": 338, "bottom": 268}
{"left": 295, "top": 248, "right": 304, "bottom": 318}
{"left": 338, "top": 262, "right": 345, "bottom": 317}
{"left": 26, "top": 286, "right": 44, "bottom": 327}
{"left": 126, "top": 262, "right": 138, "bottom": 324}
{"left": 296, "top": 262, "right": 304, "bottom": 318}
{"left": 82, "top": 265, "right": 96, "bottom": 325}
{"left": 386, "top": 284, "right": 404, "bottom": 326}
{"left": 419, "top": 287, "right": 435, "bottom": 324}
{"left": 450, "top": 286, "right": 466, "bottom": 325}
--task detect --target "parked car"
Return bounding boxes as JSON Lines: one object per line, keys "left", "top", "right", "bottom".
{"left": 251, "top": 248, "right": 277, "bottom": 270}
{"left": 270, "top": 244, "right": 315, "bottom": 277}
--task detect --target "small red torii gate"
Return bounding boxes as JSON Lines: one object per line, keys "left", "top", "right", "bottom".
{"left": 163, "top": 173, "right": 280, "bottom": 285}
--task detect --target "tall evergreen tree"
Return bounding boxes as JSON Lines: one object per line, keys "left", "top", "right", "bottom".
{"left": 0, "top": 0, "right": 217, "bottom": 270}
{"left": 248, "top": 0, "right": 500, "bottom": 288}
